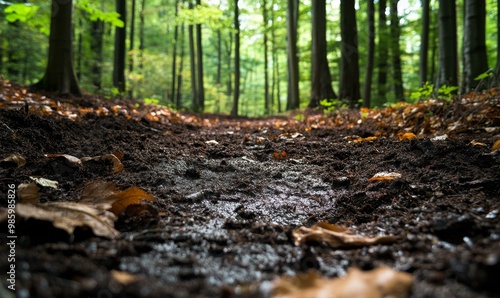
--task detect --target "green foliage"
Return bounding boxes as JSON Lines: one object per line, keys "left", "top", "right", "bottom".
{"left": 78, "top": 1, "right": 124, "bottom": 27}
{"left": 410, "top": 82, "right": 457, "bottom": 101}
{"left": 294, "top": 113, "right": 305, "bottom": 121}
{"left": 143, "top": 97, "right": 160, "bottom": 105}
{"left": 319, "top": 99, "right": 348, "bottom": 114}
{"left": 4, "top": 3, "right": 49, "bottom": 35}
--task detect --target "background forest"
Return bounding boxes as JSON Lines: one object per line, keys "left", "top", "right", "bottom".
{"left": 0, "top": 0, "right": 499, "bottom": 116}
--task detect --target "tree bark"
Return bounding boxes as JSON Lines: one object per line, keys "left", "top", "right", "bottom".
{"left": 462, "top": 0, "right": 488, "bottom": 92}
{"left": 420, "top": 0, "right": 430, "bottom": 85}
{"left": 113, "top": 0, "right": 126, "bottom": 93}
{"left": 129, "top": 0, "right": 136, "bottom": 97}
{"left": 339, "top": 0, "right": 361, "bottom": 107}
{"left": 176, "top": 23, "right": 186, "bottom": 109}
{"left": 376, "top": 0, "right": 388, "bottom": 106}
{"left": 262, "top": 0, "right": 270, "bottom": 114}
{"left": 494, "top": 0, "right": 500, "bottom": 86}
{"left": 231, "top": 0, "right": 240, "bottom": 116}
{"left": 309, "top": 0, "right": 336, "bottom": 109}
{"left": 32, "top": 0, "right": 81, "bottom": 96}
{"left": 390, "top": 0, "right": 404, "bottom": 101}
{"left": 437, "top": 0, "right": 458, "bottom": 87}
{"left": 195, "top": 0, "right": 205, "bottom": 111}
{"left": 188, "top": 1, "right": 198, "bottom": 111}
{"left": 139, "top": 0, "right": 146, "bottom": 70}
{"left": 171, "top": 0, "right": 179, "bottom": 104}
{"left": 90, "top": 20, "right": 104, "bottom": 91}
{"left": 363, "top": 0, "right": 375, "bottom": 107}
{"left": 286, "top": 0, "right": 299, "bottom": 110}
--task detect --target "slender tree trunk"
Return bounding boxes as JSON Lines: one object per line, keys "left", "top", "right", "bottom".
{"left": 90, "top": 20, "right": 104, "bottom": 91}
{"left": 113, "top": 0, "right": 126, "bottom": 93}
{"left": 462, "top": 0, "right": 488, "bottom": 92}
{"left": 437, "top": 0, "right": 458, "bottom": 87}
{"left": 139, "top": 0, "right": 146, "bottom": 70}
{"left": 77, "top": 18, "right": 82, "bottom": 81}
{"left": 195, "top": 0, "right": 205, "bottom": 111}
{"left": 286, "top": 0, "right": 299, "bottom": 110}
{"left": 309, "top": 0, "right": 337, "bottom": 108}
{"left": 363, "top": 0, "right": 375, "bottom": 107}
{"left": 390, "top": 0, "right": 404, "bottom": 101}
{"left": 128, "top": 0, "right": 136, "bottom": 97}
{"left": 225, "top": 33, "right": 233, "bottom": 110}
{"left": 430, "top": 7, "right": 438, "bottom": 83}
{"left": 339, "top": 0, "right": 361, "bottom": 107}
{"left": 231, "top": 0, "right": 240, "bottom": 116}
{"left": 262, "top": 0, "right": 270, "bottom": 114}
{"left": 177, "top": 23, "right": 186, "bottom": 109}
{"left": 270, "top": 0, "right": 281, "bottom": 113}
{"left": 376, "top": 0, "right": 388, "bottom": 106}
{"left": 494, "top": 0, "right": 500, "bottom": 86}
{"left": 420, "top": 0, "right": 430, "bottom": 85}
{"left": 32, "top": 0, "right": 81, "bottom": 95}
{"left": 171, "top": 0, "right": 179, "bottom": 104}
{"left": 188, "top": 1, "right": 198, "bottom": 111}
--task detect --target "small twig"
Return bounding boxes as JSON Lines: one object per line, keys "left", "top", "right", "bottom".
{"left": 1, "top": 121, "right": 14, "bottom": 133}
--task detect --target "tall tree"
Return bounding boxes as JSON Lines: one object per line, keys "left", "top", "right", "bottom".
{"left": 176, "top": 23, "right": 186, "bottom": 109}
{"left": 376, "top": 0, "right": 388, "bottom": 106}
{"left": 113, "top": 0, "right": 126, "bottom": 93}
{"left": 390, "top": 0, "right": 404, "bottom": 101}
{"left": 363, "top": 0, "right": 375, "bottom": 107}
{"left": 270, "top": 0, "right": 281, "bottom": 113}
{"left": 171, "top": 0, "right": 180, "bottom": 104}
{"left": 309, "top": 0, "right": 336, "bottom": 109}
{"left": 262, "top": 0, "right": 270, "bottom": 114}
{"left": 188, "top": 1, "right": 198, "bottom": 110}
{"left": 462, "top": 0, "right": 488, "bottom": 92}
{"left": 32, "top": 0, "right": 81, "bottom": 95}
{"left": 90, "top": 19, "right": 104, "bottom": 91}
{"left": 195, "top": 0, "right": 205, "bottom": 111}
{"left": 139, "top": 0, "right": 146, "bottom": 70}
{"left": 420, "top": 0, "right": 430, "bottom": 85}
{"left": 129, "top": 0, "right": 136, "bottom": 97}
{"left": 494, "top": 0, "right": 500, "bottom": 86}
{"left": 286, "top": 0, "right": 299, "bottom": 110}
{"left": 436, "top": 0, "right": 458, "bottom": 87}
{"left": 231, "top": 0, "right": 240, "bottom": 116}
{"left": 339, "top": 0, "right": 360, "bottom": 107}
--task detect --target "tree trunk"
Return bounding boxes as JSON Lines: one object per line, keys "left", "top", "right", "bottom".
{"left": 113, "top": 0, "right": 126, "bottom": 93}
{"left": 462, "top": 0, "right": 488, "bottom": 92}
{"left": 363, "top": 0, "right": 375, "bottom": 107}
{"left": 171, "top": 0, "right": 179, "bottom": 104}
{"left": 494, "top": 0, "right": 500, "bottom": 86}
{"left": 430, "top": 7, "right": 438, "bottom": 83}
{"left": 376, "top": 0, "right": 388, "bottom": 106}
{"left": 262, "top": 0, "right": 270, "bottom": 114}
{"left": 77, "top": 18, "right": 82, "bottom": 81}
{"left": 231, "top": 0, "right": 240, "bottom": 116}
{"left": 32, "top": 0, "right": 81, "bottom": 96}
{"left": 128, "top": 0, "right": 136, "bottom": 97}
{"left": 139, "top": 0, "right": 146, "bottom": 70}
{"left": 437, "top": 0, "right": 458, "bottom": 87}
{"left": 188, "top": 1, "right": 198, "bottom": 111}
{"left": 309, "top": 0, "right": 337, "bottom": 109}
{"left": 390, "top": 0, "right": 404, "bottom": 101}
{"left": 270, "top": 0, "right": 281, "bottom": 113}
{"left": 195, "top": 0, "right": 205, "bottom": 111}
{"left": 90, "top": 20, "right": 104, "bottom": 91}
{"left": 339, "top": 0, "right": 361, "bottom": 107}
{"left": 286, "top": 0, "right": 299, "bottom": 110}
{"left": 420, "top": 0, "right": 430, "bottom": 85}
{"left": 177, "top": 23, "right": 186, "bottom": 110}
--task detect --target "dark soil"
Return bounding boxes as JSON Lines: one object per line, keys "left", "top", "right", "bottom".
{"left": 0, "top": 85, "right": 499, "bottom": 298}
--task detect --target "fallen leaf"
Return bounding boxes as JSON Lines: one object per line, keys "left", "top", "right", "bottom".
{"left": 468, "top": 140, "right": 487, "bottom": 147}
{"left": 30, "top": 176, "right": 59, "bottom": 189}
{"left": 1, "top": 153, "right": 26, "bottom": 167}
{"left": 273, "top": 151, "right": 288, "bottom": 161}
{"left": 205, "top": 140, "right": 219, "bottom": 145}
{"left": 44, "top": 153, "right": 83, "bottom": 166}
{"left": 368, "top": 172, "right": 402, "bottom": 182}
{"left": 293, "top": 222, "right": 397, "bottom": 248}
{"left": 80, "top": 181, "right": 154, "bottom": 215}
{"left": 272, "top": 266, "right": 413, "bottom": 298}
{"left": 15, "top": 202, "right": 120, "bottom": 239}
{"left": 18, "top": 183, "right": 41, "bottom": 204}
{"left": 398, "top": 132, "right": 417, "bottom": 140}
{"left": 493, "top": 139, "right": 500, "bottom": 151}
{"left": 81, "top": 154, "right": 124, "bottom": 173}
{"left": 111, "top": 270, "right": 141, "bottom": 285}
{"left": 354, "top": 136, "right": 378, "bottom": 143}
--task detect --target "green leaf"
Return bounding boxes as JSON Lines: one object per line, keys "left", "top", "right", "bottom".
{"left": 474, "top": 72, "right": 492, "bottom": 81}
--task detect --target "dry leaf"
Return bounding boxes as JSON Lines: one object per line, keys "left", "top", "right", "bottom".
{"left": 111, "top": 270, "right": 141, "bottom": 285}
{"left": 81, "top": 154, "right": 124, "bottom": 173}
{"left": 1, "top": 153, "right": 26, "bottom": 167}
{"left": 273, "top": 151, "right": 288, "bottom": 161}
{"left": 493, "top": 139, "right": 500, "bottom": 151}
{"left": 398, "top": 132, "right": 417, "bottom": 140}
{"left": 293, "top": 222, "right": 397, "bottom": 248}
{"left": 272, "top": 267, "right": 413, "bottom": 298}
{"left": 44, "top": 153, "right": 83, "bottom": 166}
{"left": 368, "top": 172, "right": 402, "bottom": 182}
{"left": 80, "top": 181, "right": 154, "bottom": 215}
{"left": 468, "top": 140, "right": 487, "bottom": 147}
{"left": 18, "top": 183, "right": 41, "bottom": 204}
{"left": 30, "top": 176, "right": 59, "bottom": 189}
{"left": 15, "top": 202, "right": 120, "bottom": 239}
{"left": 354, "top": 136, "right": 378, "bottom": 143}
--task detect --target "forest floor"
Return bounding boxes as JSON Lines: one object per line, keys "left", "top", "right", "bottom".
{"left": 0, "top": 80, "right": 499, "bottom": 298}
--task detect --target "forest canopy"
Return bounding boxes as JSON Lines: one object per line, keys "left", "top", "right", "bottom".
{"left": 1, "top": 0, "right": 499, "bottom": 115}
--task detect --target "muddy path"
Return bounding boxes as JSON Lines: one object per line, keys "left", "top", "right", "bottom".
{"left": 0, "top": 87, "right": 499, "bottom": 297}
